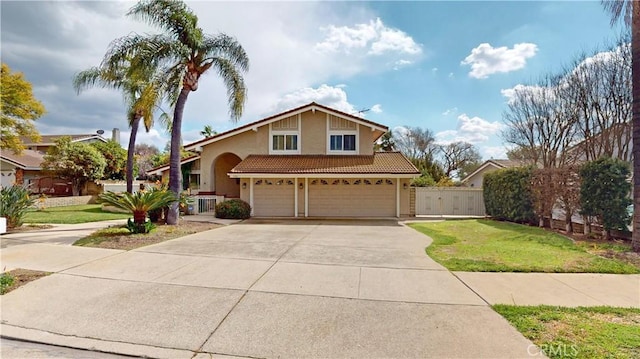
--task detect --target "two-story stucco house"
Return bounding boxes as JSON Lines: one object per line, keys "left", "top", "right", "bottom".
{"left": 151, "top": 102, "right": 420, "bottom": 217}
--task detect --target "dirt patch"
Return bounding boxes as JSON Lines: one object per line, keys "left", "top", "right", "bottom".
{"left": 1, "top": 269, "right": 49, "bottom": 295}
{"left": 76, "top": 220, "right": 222, "bottom": 250}
{"left": 6, "top": 224, "right": 54, "bottom": 233}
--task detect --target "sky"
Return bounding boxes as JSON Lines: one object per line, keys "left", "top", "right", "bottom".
{"left": 0, "top": 1, "right": 627, "bottom": 160}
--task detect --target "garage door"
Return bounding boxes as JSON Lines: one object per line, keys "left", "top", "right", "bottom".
{"left": 253, "top": 178, "right": 295, "bottom": 216}
{"left": 309, "top": 178, "right": 396, "bottom": 217}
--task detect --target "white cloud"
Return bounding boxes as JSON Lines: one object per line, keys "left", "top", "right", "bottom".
{"left": 393, "top": 59, "right": 413, "bottom": 70}
{"left": 435, "top": 113, "right": 504, "bottom": 144}
{"left": 461, "top": 43, "right": 538, "bottom": 79}
{"left": 442, "top": 107, "right": 458, "bottom": 116}
{"left": 370, "top": 104, "right": 383, "bottom": 113}
{"left": 431, "top": 67, "right": 438, "bottom": 74}
{"left": 448, "top": 72, "right": 454, "bottom": 78}
{"left": 482, "top": 145, "right": 508, "bottom": 159}
{"left": 315, "top": 18, "right": 422, "bottom": 57}
{"left": 270, "top": 84, "right": 359, "bottom": 115}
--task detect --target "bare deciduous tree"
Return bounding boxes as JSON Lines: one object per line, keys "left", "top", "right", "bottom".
{"left": 438, "top": 141, "right": 482, "bottom": 178}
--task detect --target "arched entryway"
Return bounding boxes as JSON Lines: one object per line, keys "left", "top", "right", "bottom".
{"left": 212, "top": 153, "right": 242, "bottom": 198}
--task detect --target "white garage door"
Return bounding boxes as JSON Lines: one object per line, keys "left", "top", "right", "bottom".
{"left": 253, "top": 178, "right": 295, "bottom": 216}
{"left": 1, "top": 170, "right": 15, "bottom": 188}
{"left": 308, "top": 178, "right": 396, "bottom": 217}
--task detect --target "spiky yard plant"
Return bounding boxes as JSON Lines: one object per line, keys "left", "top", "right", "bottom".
{"left": 99, "top": 190, "right": 176, "bottom": 233}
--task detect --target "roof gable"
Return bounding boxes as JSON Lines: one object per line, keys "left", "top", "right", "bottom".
{"left": 184, "top": 102, "right": 388, "bottom": 151}
{"left": 0, "top": 149, "right": 44, "bottom": 170}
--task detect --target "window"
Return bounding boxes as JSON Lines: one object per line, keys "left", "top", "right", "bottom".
{"left": 272, "top": 134, "right": 298, "bottom": 151}
{"left": 330, "top": 134, "right": 356, "bottom": 151}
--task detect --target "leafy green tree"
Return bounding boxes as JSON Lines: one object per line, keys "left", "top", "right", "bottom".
{"left": 579, "top": 157, "right": 632, "bottom": 239}
{"left": 602, "top": 0, "right": 640, "bottom": 251}
{"left": 74, "top": 62, "right": 169, "bottom": 193}
{"left": 42, "top": 137, "right": 106, "bottom": 196}
{"left": 0, "top": 63, "right": 45, "bottom": 154}
{"left": 135, "top": 143, "right": 160, "bottom": 178}
{"left": 104, "top": 0, "right": 249, "bottom": 224}
{"left": 92, "top": 140, "right": 128, "bottom": 180}
{"left": 375, "top": 131, "right": 396, "bottom": 152}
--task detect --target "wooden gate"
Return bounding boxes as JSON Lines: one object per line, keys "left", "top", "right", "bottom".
{"left": 415, "top": 187, "right": 485, "bottom": 216}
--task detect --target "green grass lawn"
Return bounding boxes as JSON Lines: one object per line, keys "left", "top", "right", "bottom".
{"left": 409, "top": 219, "right": 639, "bottom": 273}
{"left": 24, "top": 204, "right": 130, "bottom": 224}
{"left": 494, "top": 305, "right": 640, "bottom": 359}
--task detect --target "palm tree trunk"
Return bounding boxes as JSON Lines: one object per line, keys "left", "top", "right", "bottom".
{"left": 633, "top": 1, "right": 640, "bottom": 252}
{"left": 166, "top": 87, "right": 190, "bottom": 225}
{"left": 127, "top": 116, "right": 141, "bottom": 193}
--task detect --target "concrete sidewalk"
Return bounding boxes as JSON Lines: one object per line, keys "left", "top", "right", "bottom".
{"left": 1, "top": 219, "right": 128, "bottom": 248}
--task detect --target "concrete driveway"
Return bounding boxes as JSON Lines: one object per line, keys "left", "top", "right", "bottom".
{"left": 1, "top": 220, "right": 538, "bottom": 358}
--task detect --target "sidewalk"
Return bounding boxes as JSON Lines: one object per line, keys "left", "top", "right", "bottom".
{"left": 1, "top": 219, "right": 128, "bottom": 248}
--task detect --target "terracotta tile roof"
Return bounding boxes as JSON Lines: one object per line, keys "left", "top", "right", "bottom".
{"left": 231, "top": 152, "right": 419, "bottom": 175}
{"left": 0, "top": 149, "right": 44, "bottom": 169}
{"left": 185, "top": 102, "right": 388, "bottom": 150}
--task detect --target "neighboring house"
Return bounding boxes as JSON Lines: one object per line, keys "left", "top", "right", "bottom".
{"left": 150, "top": 102, "right": 420, "bottom": 217}
{"left": 1, "top": 130, "right": 115, "bottom": 193}
{"left": 460, "top": 159, "right": 523, "bottom": 188}
{"left": 0, "top": 149, "right": 44, "bottom": 188}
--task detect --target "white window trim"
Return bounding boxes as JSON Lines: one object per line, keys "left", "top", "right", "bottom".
{"left": 326, "top": 115, "right": 359, "bottom": 155}
{"left": 269, "top": 115, "right": 301, "bottom": 154}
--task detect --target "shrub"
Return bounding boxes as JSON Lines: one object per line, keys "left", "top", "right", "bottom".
{"left": 215, "top": 199, "right": 251, "bottom": 219}
{"left": 411, "top": 174, "right": 436, "bottom": 187}
{"left": 99, "top": 190, "right": 176, "bottom": 233}
{"left": 0, "top": 185, "right": 36, "bottom": 228}
{"left": 579, "top": 157, "right": 631, "bottom": 238}
{"left": 0, "top": 272, "right": 14, "bottom": 295}
{"left": 483, "top": 167, "right": 537, "bottom": 224}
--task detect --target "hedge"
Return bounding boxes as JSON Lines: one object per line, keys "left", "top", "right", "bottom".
{"left": 483, "top": 166, "right": 537, "bottom": 224}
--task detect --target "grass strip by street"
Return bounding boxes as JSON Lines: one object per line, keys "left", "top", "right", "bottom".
{"left": 24, "top": 204, "right": 130, "bottom": 224}
{"left": 409, "top": 219, "right": 639, "bottom": 273}
{"left": 74, "top": 221, "right": 221, "bottom": 250}
{"left": 493, "top": 305, "right": 640, "bottom": 359}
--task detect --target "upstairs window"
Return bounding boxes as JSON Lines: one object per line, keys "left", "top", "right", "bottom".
{"left": 330, "top": 134, "right": 356, "bottom": 151}
{"left": 272, "top": 134, "right": 298, "bottom": 151}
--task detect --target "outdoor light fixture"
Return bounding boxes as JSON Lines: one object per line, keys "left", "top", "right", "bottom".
{"left": 403, "top": 182, "right": 408, "bottom": 190}
{"left": 242, "top": 182, "right": 247, "bottom": 189}
{"left": 299, "top": 182, "right": 304, "bottom": 190}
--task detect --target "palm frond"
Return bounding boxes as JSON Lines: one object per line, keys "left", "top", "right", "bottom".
{"left": 201, "top": 34, "right": 250, "bottom": 72}
{"left": 208, "top": 57, "right": 248, "bottom": 121}
{"left": 601, "top": 0, "right": 632, "bottom": 26}
{"left": 127, "top": 0, "right": 202, "bottom": 48}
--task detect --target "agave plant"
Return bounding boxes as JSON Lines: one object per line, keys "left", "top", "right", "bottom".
{"left": 99, "top": 190, "right": 176, "bottom": 232}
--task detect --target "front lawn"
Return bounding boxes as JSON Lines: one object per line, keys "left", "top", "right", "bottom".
{"left": 409, "top": 220, "right": 639, "bottom": 273}
{"left": 494, "top": 305, "right": 640, "bottom": 359}
{"left": 24, "top": 204, "right": 130, "bottom": 224}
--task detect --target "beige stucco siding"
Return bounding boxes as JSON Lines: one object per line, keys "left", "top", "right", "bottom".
{"left": 300, "top": 110, "right": 327, "bottom": 154}
{"left": 399, "top": 178, "right": 411, "bottom": 216}
{"left": 359, "top": 125, "right": 374, "bottom": 155}
{"left": 198, "top": 127, "right": 268, "bottom": 192}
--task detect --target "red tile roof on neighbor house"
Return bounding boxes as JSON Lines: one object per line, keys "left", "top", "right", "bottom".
{"left": 184, "top": 102, "right": 389, "bottom": 150}
{"left": 230, "top": 152, "right": 419, "bottom": 175}
{"left": 0, "top": 149, "right": 45, "bottom": 170}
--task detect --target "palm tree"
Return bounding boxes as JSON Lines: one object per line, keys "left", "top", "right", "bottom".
{"left": 99, "top": 190, "right": 176, "bottom": 233}
{"left": 103, "top": 0, "right": 249, "bottom": 225}
{"left": 200, "top": 124, "right": 216, "bottom": 138}
{"left": 602, "top": 0, "right": 640, "bottom": 252}
{"left": 73, "top": 64, "right": 169, "bottom": 193}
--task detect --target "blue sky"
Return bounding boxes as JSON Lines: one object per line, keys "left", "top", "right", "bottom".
{"left": 0, "top": 1, "right": 626, "bottom": 159}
